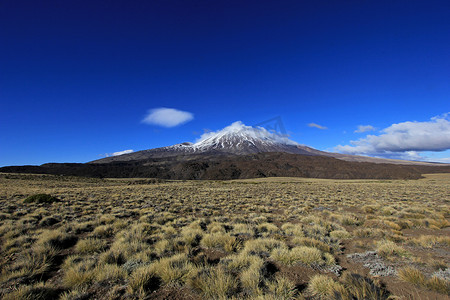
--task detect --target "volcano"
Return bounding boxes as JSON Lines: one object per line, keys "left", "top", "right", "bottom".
{"left": 2, "top": 121, "right": 448, "bottom": 180}
{"left": 91, "top": 121, "right": 322, "bottom": 163}
{"left": 91, "top": 121, "right": 439, "bottom": 166}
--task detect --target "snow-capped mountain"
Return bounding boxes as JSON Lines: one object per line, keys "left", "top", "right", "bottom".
{"left": 92, "top": 121, "right": 321, "bottom": 163}
{"left": 91, "top": 121, "right": 442, "bottom": 165}
{"left": 4, "top": 121, "right": 445, "bottom": 180}
{"left": 179, "top": 121, "right": 316, "bottom": 155}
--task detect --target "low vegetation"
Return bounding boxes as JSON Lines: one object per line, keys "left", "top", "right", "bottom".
{"left": 24, "top": 193, "right": 59, "bottom": 204}
{"left": 0, "top": 173, "right": 448, "bottom": 299}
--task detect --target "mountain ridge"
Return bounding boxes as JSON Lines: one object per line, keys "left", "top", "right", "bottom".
{"left": 92, "top": 121, "right": 443, "bottom": 166}
{"left": 2, "top": 121, "right": 448, "bottom": 180}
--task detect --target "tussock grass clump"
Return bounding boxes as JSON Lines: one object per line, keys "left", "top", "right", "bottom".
{"left": 59, "top": 288, "right": 89, "bottom": 300}
{"left": 188, "top": 266, "right": 238, "bottom": 299}
{"left": 329, "top": 229, "right": 351, "bottom": 239}
{"left": 354, "top": 228, "right": 386, "bottom": 238}
{"left": 376, "top": 240, "right": 409, "bottom": 258}
{"left": 39, "top": 216, "right": 60, "bottom": 227}
{"left": 95, "top": 264, "right": 127, "bottom": 282}
{"left": 72, "top": 221, "right": 95, "bottom": 234}
{"left": 2, "top": 234, "right": 35, "bottom": 253}
{"left": 426, "top": 276, "right": 450, "bottom": 295}
{"left": 127, "top": 265, "right": 161, "bottom": 295}
{"left": 266, "top": 275, "right": 297, "bottom": 299}
{"left": 3, "top": 282, "right": 60, "bottom": 300}
{"left": 109, "top": 237, "right": 152, "bottom": 261}
{"left": 398, "top": 267, "right": 450, "bottom": 295}
{"left": 153, "top": 239, "right": 172, "bottom": 256}
{"left": 181, "top": 227, "right": 203, "bottom": 246}
{"left": 303, "top": 224, "right": 328, "bottom": 238}
{"left": 408, "top": 235, "right": 450, "bottom": 248}
{"left": 232, "top": 223, "right": 254, "bottom": 236}
{"left": 4, "top": 245, "right": 58, "bottom": 281}
{"left": 341, "top": 273, "right": 388, "bottom": 300}
{"left": 99, "top": 250, "right": 126, "bottom": 266}
{"left": 99, "top": 214, "right": 116, "bottom": 224}
{"left": 242, "top": 238, "right": 286, "bottom": 256}
{"left": 37, "top": 229, "right": 77, "bottom": 250}
{"left": 383, "top": 220, "right": 401, "bottom": 231}
{"left": 291, "top": 237, "right": 332, "bottom": 253}
{"left": 62, "top": 255, "right": 97, "bottom": 288}
{"left": 208, "top": 222, "right": 226, "bottom": 234}
{"left": 396, "top": 220, "right": 413, "bottom": 229}
{"left": 422, "top": 218, "right": 449, "bottom": 229}
{"left": 63, "top": 265, "right": 96, "bottom": 289}
{"left": 271, "top": 246, "right": 333, "bottom": 266}
{"left": 398, "top": 267, "right": 426, "bottom": 285}
{"left": 281, "top": 223, "right": 304, "bottom": 237}
{"left": 257, "top": 222, "right": 279, "bottom": 236}
{"left": 201, "top": 232, "right": 240, "bottom": 252}
{"left": 339, "top": 214, "right": 362, "bottom": 226}
{"left": 74, "top": 238, "right": 107, "bottom": 254}
{"left": 236, "top": 256, "right": 266, "bottom": 295}
{"left": 92, "top": 224, "right": 115, "bottom": 237}
{"left": 240, "top": 265, "right": 263, "bottom": 295}
{"left": 149, "top": 253, "right": 197, "bottom": 286}
{"left": 24, "top": 194, "right": 59, "bottom": 204}
{"left": 116, "top": 223, "right": 159, "bottom": 243}
{"left": 362, "top": 205, "right": 377, "bottom": 214}
{"left": 307, "top": 274, "right": 344, "bottom": 299}
{"left": 224, "top": 252, "right": 264, "bottom": 272}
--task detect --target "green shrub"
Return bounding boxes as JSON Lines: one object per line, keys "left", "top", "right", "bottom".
{"left": 24, "top": 194, "right": 59, "bottom": 204}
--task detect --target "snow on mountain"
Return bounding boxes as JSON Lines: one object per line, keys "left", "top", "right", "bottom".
{"left": 187, "top": 121, "right": 298, "bottom": 153}
{"left": 91, "top": 121, "right": 443, "bottom": 165}
{"left": 92, "top": 121, "right": 317, "bottom": 163}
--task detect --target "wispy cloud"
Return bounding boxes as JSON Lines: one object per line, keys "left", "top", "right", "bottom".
{"left": 430, "top": 157, "right": 450, "bottom": 163}
{"left": 105, "top": 149, "right": 134, "bottom": 157}
{"left": 142, "top": 107, "right": 194, "bottom": 127}
{"left": 355, "top": 125, "right": 375, "bottom": 133}
{"left": 335, "top": 113, "right": 450, "bottom": 161}
{"left": 308, "top": 123, "right": 327, "bottom": 130}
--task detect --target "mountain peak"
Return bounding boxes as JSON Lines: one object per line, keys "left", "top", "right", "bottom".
{"left": 92, "top": 121, "right": 316, "bottom": 163}
{"left": 193, "top": 121, "right": 298, "bottom": 149}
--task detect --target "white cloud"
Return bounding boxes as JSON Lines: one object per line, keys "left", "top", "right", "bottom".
{"left": 335, "top": 113, "right": 450, "bottom": 160}
{"left": 355, "top": 125, "right": 375, "bottom": 133}
{"left": 308, "top": 123, "right": 327, "bottom": 130}
{"left": 142, "top": 107, "right": 194, "bottom": 127}
{"left": 112, "top": 149, "right": 134, "bottom": 156}
{"left": 431, "top": 157, "right": 450, "bottom": 163}
{"left": 104, "top": 149, "right": 134, "bottom": 157}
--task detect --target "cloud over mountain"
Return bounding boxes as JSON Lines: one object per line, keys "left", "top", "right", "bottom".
{"left": 142, "top": 108, "right": 194, "bottom": 127}
{"left": 355, "top": 125, "right": 375, "bottom": 133}
{"left": 308, "top": 123, "right": 327, "bottom": 130}
{"left": 105, "top": 149, "right": 134, "bottom": 157}
{"left": 335, "top": 113, "right": 450, "bottom": 159}
{"left": 195, "top": 121, "right": 298, "bottom": 146}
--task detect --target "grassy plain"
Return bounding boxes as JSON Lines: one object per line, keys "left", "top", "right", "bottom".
{"left": 0, "top": 173, "right": 448, "bottom": 299}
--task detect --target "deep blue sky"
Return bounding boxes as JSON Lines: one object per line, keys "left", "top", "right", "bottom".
{"left": 1, "top": 0, "right": 449, "bottom": 166}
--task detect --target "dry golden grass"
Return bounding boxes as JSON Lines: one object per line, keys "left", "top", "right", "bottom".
{"left": 307, "top": 274, "right": 345, "bottom": 299}
{"left": 398, "top": 267, "right": 450, "bottom": 295}
{"left": 0, "top": 173, "right": 448, "bottom": 299}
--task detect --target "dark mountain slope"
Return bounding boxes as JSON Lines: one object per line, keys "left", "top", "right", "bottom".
{"left": 2, "top": 153, "right": 449, "bottom": 180}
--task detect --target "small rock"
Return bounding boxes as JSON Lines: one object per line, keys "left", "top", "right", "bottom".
{"left": 432, "top": 268, "right": 450, "bottom": 281}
